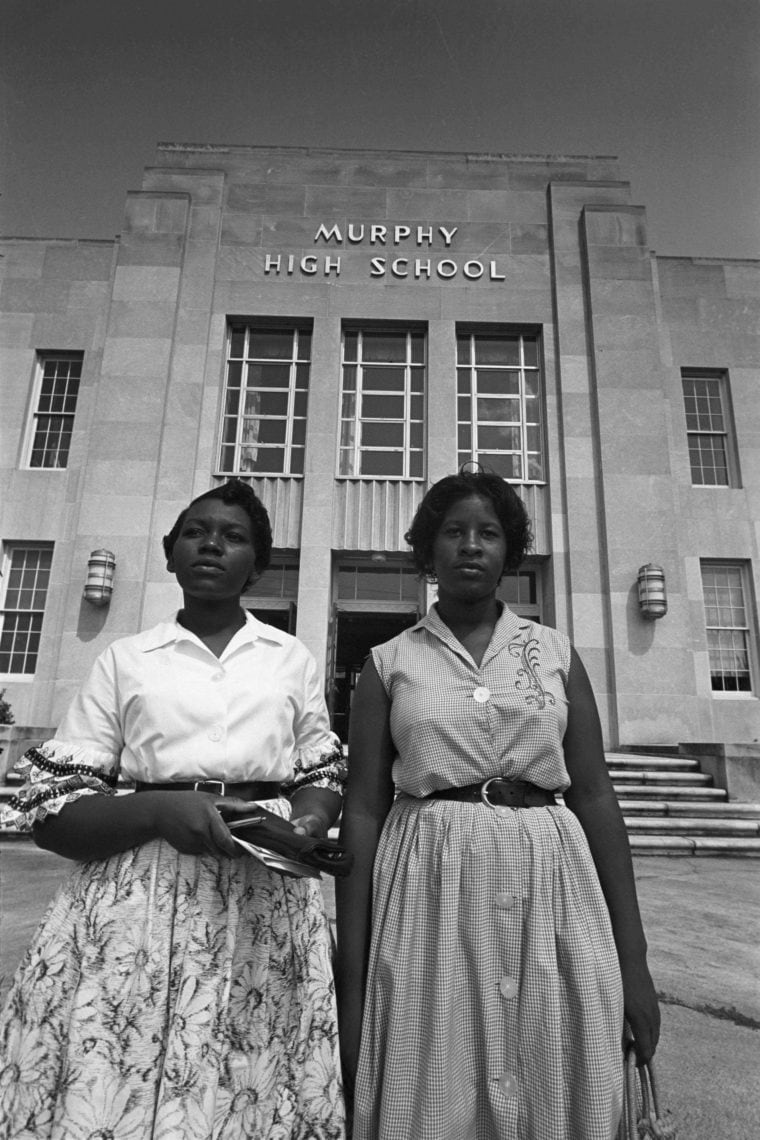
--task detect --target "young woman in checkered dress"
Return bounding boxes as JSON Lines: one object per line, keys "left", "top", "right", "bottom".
{"left": 336, "top": 471, "right": 659, "bottom": 1140}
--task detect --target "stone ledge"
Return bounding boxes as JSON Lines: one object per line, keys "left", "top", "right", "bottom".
{"left": 680, "top": 743, "right": 760, "bottom": 803}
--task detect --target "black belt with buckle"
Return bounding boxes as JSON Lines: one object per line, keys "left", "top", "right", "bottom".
{"left": 134, "top": 779, "right": 282, "bottom": 799}
{"left": 426, "top": 777, "right": 556, "bottom": 809}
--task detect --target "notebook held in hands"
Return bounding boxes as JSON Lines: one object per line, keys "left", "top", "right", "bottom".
{"left": 226, "top": 806, "right": 354, "bottom": 878}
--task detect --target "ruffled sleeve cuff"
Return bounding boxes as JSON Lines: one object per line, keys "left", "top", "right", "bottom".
{"left": 1, "top": 741, "right": 120, "bottom": 833}
{"left": 286, "top": 732, "right": 347, "bottom": 796}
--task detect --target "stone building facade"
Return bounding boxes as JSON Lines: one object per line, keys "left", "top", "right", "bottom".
{"left": 1, "top": 144, "right": 758, "bottom": 750}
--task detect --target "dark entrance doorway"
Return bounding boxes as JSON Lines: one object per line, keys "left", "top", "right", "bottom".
{"left": 330, "top": 609, "right": 418, "bottom": 742}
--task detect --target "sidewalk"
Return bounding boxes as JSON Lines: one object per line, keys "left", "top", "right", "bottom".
{"left": 630, "top": 856, "right": 759, "bottom": 1139}
{"left": 1, "top": 846, "right": 758, "bottom": 1137}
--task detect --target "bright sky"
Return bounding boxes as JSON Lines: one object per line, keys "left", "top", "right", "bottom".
{"left": 2, "top": 0, "right": 758, "bottom": 259}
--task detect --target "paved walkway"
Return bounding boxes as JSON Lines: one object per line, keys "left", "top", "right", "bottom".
{"left": 1, "top": 846, "right": 758, "bottom": 1137}
{"left": 632, "top": 856, "right": 759, "bottom": 1138}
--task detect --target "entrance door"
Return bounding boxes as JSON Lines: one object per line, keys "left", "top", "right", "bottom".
{"left": 330, "top": 609, "right": 418, "bottom": 742}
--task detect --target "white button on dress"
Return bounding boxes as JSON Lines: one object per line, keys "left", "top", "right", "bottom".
{"left": 473, "top": 686, "right": 490, "bottom": 703}
{"left": 495, "top": 892, "right": 516, "bottom": 910}
{"left": 498, "top": 1072, "right": 518, "bottom": 1098}
{"left": 207, "top": 724, "right": 224, "bottom": 742}
{"left": 499, "top": 976, "right": 518, "bottom": 1000}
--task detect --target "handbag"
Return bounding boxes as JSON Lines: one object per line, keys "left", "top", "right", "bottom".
{"left": 227, "top": 806, "right": 354, "bottom": 878}
{"left": 617, "top": 1040, "right": 677, "bottom": 1140}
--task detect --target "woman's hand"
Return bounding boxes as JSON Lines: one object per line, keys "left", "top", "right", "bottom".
{"left": 621, "top": 959, "right": 661, "bottom": 1064}
{"left": 153, "top": 792, "right": 253, "bottom": 858}
{"left": 289, "top": 786, "right": 341, "bottom": 838}
{"left": 290, "top": 811, "right": 328, "bottom": 838}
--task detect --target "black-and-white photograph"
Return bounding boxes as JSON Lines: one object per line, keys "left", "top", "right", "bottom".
{"left": 1, "top": 2, "right": 758, "bottom": 1137}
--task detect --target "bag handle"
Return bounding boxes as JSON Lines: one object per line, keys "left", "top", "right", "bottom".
{"left": 622, "top": 1041, "right": 677, "bottom": 1139}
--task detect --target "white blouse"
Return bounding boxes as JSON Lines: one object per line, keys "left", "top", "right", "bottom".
{"left": 5, "top": 613, "right": 344, "bottom": 830}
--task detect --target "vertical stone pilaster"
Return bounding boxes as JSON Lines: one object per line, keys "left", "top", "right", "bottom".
{"left": 581, "top": 204, "right": 698, "bottom": 744}
{"left": 548, "top": 181, "right": 632, "bottom": 742}
{"left": 140, "top": 170, "right": 227, "bottom": 630}
{"left": 296, "top": 318, "right": 342, "bottom": 682}
{"left": 54, "top": 192, "right": 192, "bottom": 717}
{"left": 427, "top": 319, "right": 458, "bottom": 486}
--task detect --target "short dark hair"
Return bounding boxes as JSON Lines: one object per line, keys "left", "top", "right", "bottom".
{"left": 405, "top": 471, "right": 532, "bottom": 579}
{"left": 162, "top": 480, "right": 273, "bottom": 576}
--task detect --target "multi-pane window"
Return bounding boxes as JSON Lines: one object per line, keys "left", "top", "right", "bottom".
{"left": 339, "top": 329, "right": 425, "bottom": 479}
{"left": 26, "top": 353, "right": 83, "bottom": 468}
{"left": 457, "top": 331, "right": 543, "bottom": 481}
{"left": 246, "top": 559, "right": 299, "bottom": 601}
{"left": 701, "top": 562, "right": 754, "bottom": 692}
{"left": 337, "top": 562, "right": 419, "bottom": 603}
{"left": 497, "top": 569, "right": 541, "bottom": 622}
{"left": 244, "top": 556, "right": 299, "bottom": 634}
{"left": 682, "top": 370, "right": 738, "bottom": 487}
{"left": 218, "top": 325, "right": 311, "bottom": 476}
{"left": 0, "top": 544, "right": 53, "bottom": 675}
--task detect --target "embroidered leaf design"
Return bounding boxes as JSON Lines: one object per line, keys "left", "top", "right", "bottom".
{"left": 508, "top": 628, "right": 555, "bottom": 710}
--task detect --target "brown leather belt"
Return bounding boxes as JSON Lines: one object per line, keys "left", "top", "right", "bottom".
{"left": 427, "top": 777, "right": 556, "bottom": 809}
{"left": 134, "top": 779, "right": 281, "bottom": 799}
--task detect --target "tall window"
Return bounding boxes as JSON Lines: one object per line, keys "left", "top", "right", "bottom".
{"left": 339, "top": 328, "right": 425, "bottom": 479}
{"left": 218, "top": 324, "right": 310, "bottom": 476}
{"left": 457, "top": 331, "right": 543, "bottom": 481}
{"left": 701, "top": 562, "right": 754, "bottom": 693}
{"left": 26, "top": 353, "right": 83, "bottom": 468}
{"left": 682, "top": 370, "right": 738, "bottom": 487}
{"left": 0, "top": 544, "right": 53, "bottom": 675}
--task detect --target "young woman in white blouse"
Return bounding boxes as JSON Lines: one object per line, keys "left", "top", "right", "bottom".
{"left": 0, "top": 480, "right": 346, "bottom": 1140}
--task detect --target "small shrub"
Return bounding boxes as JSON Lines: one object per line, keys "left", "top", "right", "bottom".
{"left": 0, "top": 689, "right": 15, "bottom": 726}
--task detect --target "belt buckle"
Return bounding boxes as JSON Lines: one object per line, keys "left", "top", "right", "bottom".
{"left": 194, "top": 779, "right": 226, "bottom": 796}
{"left": 480, "top": 777, "right": 514, "bottom": 814}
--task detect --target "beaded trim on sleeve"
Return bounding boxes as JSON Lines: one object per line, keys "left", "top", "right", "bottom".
{"left": 288, "top": 735, "right": 347, "bottom": 795}
{"left": 2, "top": 745, "right": 119, "bottom": 832}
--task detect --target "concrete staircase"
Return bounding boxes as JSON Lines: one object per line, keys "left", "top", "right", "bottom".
{"left": 608, "top": 751, "right": 760, "bottom": 856}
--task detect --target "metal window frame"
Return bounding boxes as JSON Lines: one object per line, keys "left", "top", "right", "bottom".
{"left": 456, "top": 330, "right": 545, "bottom": 484}
{"left": 700, "top": 560, "right": 756, "bottom": 694}
{"left": 496, "top": 568, "right": 542, "bottom": 621}
{"left": 243, "top": 554, "right": 300, "bottom": 602}
{"left": 682, "top": 369, "right": 741, "bottom": 488}
{"left": 217, "top": 323, "right": 311, "bottom": 478}
{"left": 338, "top": 327, "right": 426, "bottom": 480}
{"left": 336, "top": 558, "right": 420, "bottom": 604}
{"left": 24, "top": 353, "right": 83, "bottom": 469}
{"left": 0, "top": 543, "right": 54, "bottom": 676}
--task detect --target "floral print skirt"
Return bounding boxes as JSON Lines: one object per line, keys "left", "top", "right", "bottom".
{"left": 0, "top": 839, "right": 345, "bottom": 1139}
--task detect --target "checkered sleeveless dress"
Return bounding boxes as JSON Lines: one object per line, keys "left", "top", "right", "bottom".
{"left": 353, "top": 605, "right": 624, "bottom": 1140}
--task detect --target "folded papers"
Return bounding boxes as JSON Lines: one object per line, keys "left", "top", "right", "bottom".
{"left": 226, "top": 806, "right": 354, "bottom": 878}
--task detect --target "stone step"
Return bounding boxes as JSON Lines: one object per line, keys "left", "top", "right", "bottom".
{"left": 606, "top": 753, "right": 699, "bottom": 771}
{"left": 621, "top": 799, "right": 760, "bottom": 818}
{"left": 624, "top": 816, "right": 760, "bottom": 836}
{"left": 610, "top": 769, "right": 712, "bottom": 784}
{"left": 629, "top": 834, "right": 760, "bottom": 856}
{"left": 614, "top": 784, "right": 726, "bottom": 800}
